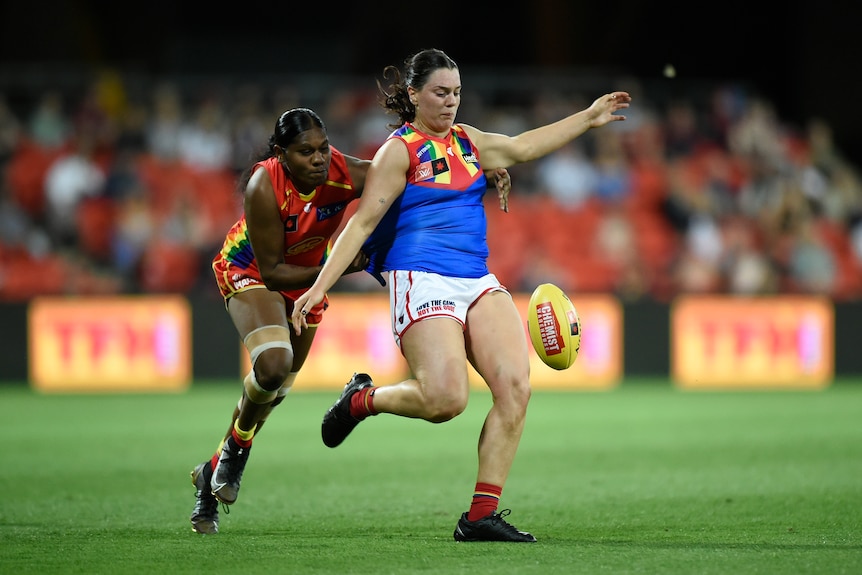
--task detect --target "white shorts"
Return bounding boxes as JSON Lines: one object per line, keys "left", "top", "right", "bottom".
{"left": 388, "top": 270, "right": 509, "bottom": 348}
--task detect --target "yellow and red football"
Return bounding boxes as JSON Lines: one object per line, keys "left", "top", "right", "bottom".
{"left": 527, "top": 283, "right": 581, "bottom": 370}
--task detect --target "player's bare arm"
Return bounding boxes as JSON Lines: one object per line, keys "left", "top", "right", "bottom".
{"left": 461, "top": 91, "right": 630, "bottom": 168}
{"left": 244, "top": 168, "right": 323, "bottom": 290}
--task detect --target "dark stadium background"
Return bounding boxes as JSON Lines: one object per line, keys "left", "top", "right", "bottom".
{"left": 2, "top": 2, "right": 862, "bottom": 381}
{"left": 0, "top": 2, "right": 856, "bottom": 163}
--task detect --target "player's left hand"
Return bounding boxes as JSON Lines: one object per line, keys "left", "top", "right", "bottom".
{"left": 588, "top": 91, "right": 631, "bottom": 128}
{"left": 493, "top": 167, "right": 511, "bottom": 213}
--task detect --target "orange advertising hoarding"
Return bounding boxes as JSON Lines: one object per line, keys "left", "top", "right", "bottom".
{"left": 671, "top": 296, "right": 833, "bottom": 389}
{"left": 243, "top": 293, "right": 622, "bottom": 390}
{"left": 246, "top": 294, "right": 411, "bottom": 390}
{"left": 470, "top": 293, "right": 622, "bottom": 390}
{"left": 28, "top": 296, "right": 192, "bottom": 392}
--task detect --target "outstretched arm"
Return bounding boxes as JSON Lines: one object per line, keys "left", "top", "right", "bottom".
{"left": 465, "top": 91, "right": 631, "bottom": 169}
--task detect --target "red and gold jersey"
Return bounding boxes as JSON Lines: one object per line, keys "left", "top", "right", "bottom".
{"left": 212, "top": 148, "right": 358, "bottom": 314}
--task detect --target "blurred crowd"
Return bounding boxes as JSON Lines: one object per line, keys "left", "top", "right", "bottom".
{"left": 1, "top": 69, "right": 861, "bottom": 302}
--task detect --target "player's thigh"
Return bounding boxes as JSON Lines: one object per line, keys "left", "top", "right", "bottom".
{"left": 289, "top": 325, "right": 317, "bottom": 371}
{"left": 401, "top": 317, "right": 470, "bottom": 394}
{"left": 227, "top": 288, "right": 290, "bottom": 341}
{"left": 465, "top": 291, "right": 530, "bottom": 390}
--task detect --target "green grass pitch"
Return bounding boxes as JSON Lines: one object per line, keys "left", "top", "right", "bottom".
{"left": 0, "top": 379, "right": 860, "bottom": 574}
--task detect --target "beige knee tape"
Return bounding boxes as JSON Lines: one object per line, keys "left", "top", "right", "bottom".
{"left": 243, "top": 370, "right": 278, "bottom": 404}
{"left": 280, "top": 372, "right": 298, "bottom": 395}
{"left": 270, "top": 372, "right": 297, "bottom": 406}
{"left": 244, "top": 325, "right": 293, "bottom": 366}
{"left": 258, "top": 372, "right": 298, "bottom": 424}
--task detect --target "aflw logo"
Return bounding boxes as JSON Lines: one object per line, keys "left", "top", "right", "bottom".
{"left": 536, "top": 303, "right": 563, "bottom": 356}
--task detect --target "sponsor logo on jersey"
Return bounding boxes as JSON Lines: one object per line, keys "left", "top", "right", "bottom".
{"left": 432, "top": 158, "right": 449, "bottom": 175}
{"left": 286, "top": 236, "right": 325, "bottom": 256}
{"left": 415, "top": 161, "right": 433, "bottom": 182}
{"left": 415, "top": 158, "right": 450, "bottom": 182}
{"left": 416, "top": 142, "right": 432, "bottom": 158}
{"left": 316, "top": 201, "right": 348, "bottom": 221}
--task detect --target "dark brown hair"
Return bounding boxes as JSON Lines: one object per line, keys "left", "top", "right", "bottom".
{"left": 378, "top": 49, "right": 458, "bottom": 130}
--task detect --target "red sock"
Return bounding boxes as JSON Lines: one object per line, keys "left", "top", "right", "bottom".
{"left": 231, "top": 427, "right": 253, "bottom": 448}
{"left": 467, "top": 482, "right": 502, "bottom": 521}
{"left": 349, "top": 387, "right": 378, "bottom": 419}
